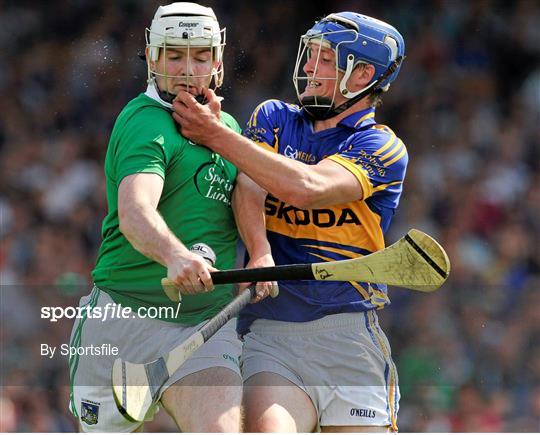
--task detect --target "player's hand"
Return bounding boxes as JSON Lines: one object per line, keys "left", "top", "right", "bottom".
{"left": 172, "top": 88, "right": 224, "bottom": 145}
{"left": 167, "top": 252, "right": 217, "bottom": 295}
{"left": 201, "top": 87, "right": 222, "bottom": 118}
{"left": 239, "top": 253, "right": 279, "bottom": 303}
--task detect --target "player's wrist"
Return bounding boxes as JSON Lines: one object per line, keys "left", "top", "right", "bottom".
{"left": 205, "top": 121, "right": 230, "bottom": 152}
{"left": 162, "top": 244, "right": 190, "bottom": 269}
{"left": 247, "top": 240, "right": 273, "bottom": 261}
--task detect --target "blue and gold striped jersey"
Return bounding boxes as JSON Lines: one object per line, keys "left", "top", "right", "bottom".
{"left": 238, "top": 100, "right": 408, "bottom": 334}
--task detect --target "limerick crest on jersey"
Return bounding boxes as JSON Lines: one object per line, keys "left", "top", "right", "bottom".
{"left": 194, "top": 154, "right": 234, "bottom": 205}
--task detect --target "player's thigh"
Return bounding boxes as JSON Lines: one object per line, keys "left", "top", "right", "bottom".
{"left": 321, "top": 425, "right": 391, "bottom": 432}
{"left": 301, "top": 313, "right": 399, "bottom": 430}
{"left": 70, "top": 288, "right": 156, "bottom": 432}
{"left": 243, "top": 372, "right": 318, "bottom": 433}
{"left": 161, "top": 366, "right": 242, "bottom": 432}
{"left": 243, "top": 312, "right": 399, "bottom": 430}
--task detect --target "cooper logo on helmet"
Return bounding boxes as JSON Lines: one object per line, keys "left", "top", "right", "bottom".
{"left": 178, "top": 22, "right": 199, "bottom": 28}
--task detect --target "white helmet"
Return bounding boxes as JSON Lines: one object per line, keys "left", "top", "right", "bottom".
{"left": 145, "top": 2, "right": 226, "bottom": 105}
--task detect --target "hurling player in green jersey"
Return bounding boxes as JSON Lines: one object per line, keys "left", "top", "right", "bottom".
{"left": 68, "top": 3, "right": 273, "bottom": 432}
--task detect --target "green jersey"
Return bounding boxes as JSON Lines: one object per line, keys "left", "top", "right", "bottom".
{"left": 92, "top": 93, "right": 240, "bottom": 325}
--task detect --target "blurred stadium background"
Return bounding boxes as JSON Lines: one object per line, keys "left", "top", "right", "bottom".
{"left": 1, "top": 0, "right": 539, "bottom": 431}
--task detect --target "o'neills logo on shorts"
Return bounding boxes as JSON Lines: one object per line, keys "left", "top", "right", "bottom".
{"left": 350, "top": 408, "right": 376, "bottom": 418}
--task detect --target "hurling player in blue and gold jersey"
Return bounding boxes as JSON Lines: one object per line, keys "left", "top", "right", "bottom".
{"left": 173, "top": 12, "right": 406, "bottom": 433}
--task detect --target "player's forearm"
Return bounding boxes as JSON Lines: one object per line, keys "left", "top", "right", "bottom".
{"left": 207, "top": 125, "right": 321, "bottom": 208}
{"left": 232, "top": 173, "right": 271, "bottom": 258}
{"left": 119, "top": 203, "right": 188, "bottom": 268}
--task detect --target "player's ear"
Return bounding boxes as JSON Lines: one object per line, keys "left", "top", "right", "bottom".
{"left": 146, "top": 47, "right": 156, "bottom": 71}
{"left": 349, "top": 64, "right": 376, "bottom": 91}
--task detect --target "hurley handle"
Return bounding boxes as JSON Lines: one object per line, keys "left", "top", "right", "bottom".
{"left": 210, "top": 264, "right": 313, "bottom": 284}
{"left": 199, "top": 286, "right": 256, "bottom": 341}
{"left": 161, "top": 263, "right": 311, "bottom": 298}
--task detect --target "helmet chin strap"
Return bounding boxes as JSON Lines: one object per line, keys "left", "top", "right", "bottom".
{"left": 149, "top": 77, "right": 209, "bottom": 108}
{"left": 157, "top": 85, "right": 176, "bottom": 105}
{"left": 158, "top": 87, "right": 207, "bottom": 104}
{"left": 301, "top": 56, "right": 403, "bottom": 121}
{"left": 301, "top": 88, "right": 374, "bottom": 121}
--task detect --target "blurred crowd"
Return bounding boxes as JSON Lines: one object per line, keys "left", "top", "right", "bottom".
{"left": 1, "top": 0, "right": 539, "bottom": 431}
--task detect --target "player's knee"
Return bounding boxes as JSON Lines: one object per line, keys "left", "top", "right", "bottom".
{"left": 245, "top": 408, "right": 296, "bottom": 432}
{"left": 189, "top": 409, "right": 241, "bottom": 432}
{"left": 245, "top": 415, "right": 276, "bottom": 432}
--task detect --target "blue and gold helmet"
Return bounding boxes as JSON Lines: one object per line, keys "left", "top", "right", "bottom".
{"left": 293, "top": 12, "right": 405, "bottom": 119}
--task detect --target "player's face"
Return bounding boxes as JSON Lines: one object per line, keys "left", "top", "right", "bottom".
{"left": 152, "top": 47, "right": 218, "bottom": 96}
{"left": 300, "top": 42, "right": 346, "bottom": 106}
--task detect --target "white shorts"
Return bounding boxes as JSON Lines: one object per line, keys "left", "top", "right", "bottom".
{"left": 69, "top": 286, "right": 242, "bottom": 432}
{"left": 241, "top": 311, "right": 400, "bottom": 430}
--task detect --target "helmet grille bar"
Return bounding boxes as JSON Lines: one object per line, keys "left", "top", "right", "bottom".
{"left": 160, "top": 13, "right": 213, "bottom": 18}
{"left": 322, "top": 14, "right": 359, "bottom": 31}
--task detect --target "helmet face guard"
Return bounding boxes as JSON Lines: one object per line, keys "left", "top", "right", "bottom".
{"left": 293, "top": 27, "right": 361, "bottom": 119}
{"left": 293, "top": 12, "right": 405, "bottom": 120}
{"left": 146, "top": 3, "right": 226, "bottom": 106}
